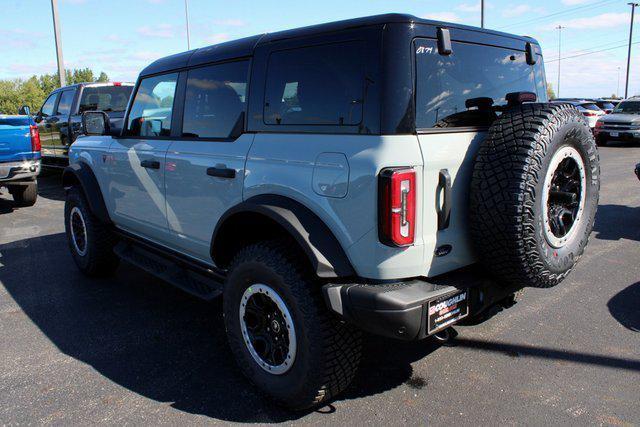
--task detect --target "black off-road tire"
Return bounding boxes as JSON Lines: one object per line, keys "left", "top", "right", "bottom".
{"left": 223, "top": 241, "right": 362, "bottom": 410}
{"left": 64, "top": 187, "right": 119, "bottom": 276}
{"left": 470, "top": 103, "right": 600, "bottom": 288}
{"left": 9, "top": 182, "right": 38, "bottom": 207}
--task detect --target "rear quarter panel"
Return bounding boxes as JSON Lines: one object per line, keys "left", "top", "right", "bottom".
{"left": 245, "top": 134, "right": 427, "bottom": 280}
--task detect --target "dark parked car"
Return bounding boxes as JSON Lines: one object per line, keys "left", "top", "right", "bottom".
{"left": 34, "top": 82, "right": 133, "bottom": 167}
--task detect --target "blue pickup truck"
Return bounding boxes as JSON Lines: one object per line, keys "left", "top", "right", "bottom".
{"left": 0, "top": 114, "right": 41, "bottom": 206}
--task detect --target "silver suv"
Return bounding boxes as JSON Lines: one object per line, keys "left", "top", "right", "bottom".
{"left": 62, "top": 14, "right": 600, "bottom": 410}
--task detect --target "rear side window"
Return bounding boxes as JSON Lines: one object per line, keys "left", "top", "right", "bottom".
{"left": 182, "top": 61, "right": 248, "bottom": 139}
{"left": 125, "top": 73, "right": 178, "bottom": 137}
{"left": 264, "top": 42, "right": 365, "bottom": 126}
{"left": 40, "top": 93, "right": 59, "bottom": 117}
{"left": 79, "top": 85, "right": 133, "bottom": 114}
{"left": 415, "top": 39, "right": 541, "bottom": 129}
{"left": 56, "top": 90, "right": 75, "bottom": 115}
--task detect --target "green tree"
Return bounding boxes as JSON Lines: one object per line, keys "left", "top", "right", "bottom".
{"left": 0, "top": 69, "right": 110, "bottom": 115}
{"left": 546, "top": 82, "right": 556, "bottom": 100}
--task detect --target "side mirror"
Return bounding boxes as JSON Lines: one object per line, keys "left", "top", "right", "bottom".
{"left": 82, "top": 111, "right": 111, "bottom": 136}
{"left": 18, "top": 105, "right": 30, "bottom": 115}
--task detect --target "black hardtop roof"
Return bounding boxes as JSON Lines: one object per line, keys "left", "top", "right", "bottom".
{"left": 139, "top": 13, "right": 539, "bottom": 77}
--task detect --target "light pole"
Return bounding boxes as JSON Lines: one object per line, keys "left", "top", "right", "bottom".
{"left": 617, "top": 66, "right": 621, "bottom": 97}
{"left": 184, "top": 0, "right": 191, "bottom": 50}
{"left": 481, "top": 0, "right": 485, "bottom": 28}
{"left": 50, "top": 0, "right": 66, "bottom": 87}
{"left": 556, "top": 25, "right": 563, "bottom": 98}
{"left": 625, "top": 2, "right": 638, "bottom": 99}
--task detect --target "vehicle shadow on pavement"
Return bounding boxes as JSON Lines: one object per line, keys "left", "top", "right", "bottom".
{"left": 607, "top": 282, "right": 640, "bottom": 332}
{"left": 0, "top": 232, "right": 436, "bottom": 422}
{"left": 37, "top": 171, "right": 66, "bottom": 202}
{"left": 592, "top": 204, "right": 640, "bottom": 242}
{"left": 0, "top": 196, "right": 15, "bottom": 214}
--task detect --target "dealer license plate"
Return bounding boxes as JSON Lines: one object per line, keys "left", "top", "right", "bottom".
{"left": 427, "top": 290, "right": 469, "bottom": 334}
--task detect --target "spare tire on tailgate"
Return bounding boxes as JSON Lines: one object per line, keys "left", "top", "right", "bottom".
{"left": 469, "top": 103, "right": 600, "bottom": 288}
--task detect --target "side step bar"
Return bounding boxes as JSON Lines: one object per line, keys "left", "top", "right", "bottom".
{"left": 114, "top": 240, "right": 225, "bottom": 300}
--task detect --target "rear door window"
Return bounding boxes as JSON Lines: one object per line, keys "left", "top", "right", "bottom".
{"left": 79, "top": 85, "right": 133, "bottom": 114}
{"left": 415, "top": 39, "right": 541, "bottom": 129}
{"left": 264, "top": 41, "right": 365, "bottom": 126}
{"left": 181, "top": 60, "right": 248, "bottom": 139}
{"left": 125, "top": 73, "right": 178, "bottom": 137}
{"left": 55, "top": 90, "right": 75, "bottom": 116}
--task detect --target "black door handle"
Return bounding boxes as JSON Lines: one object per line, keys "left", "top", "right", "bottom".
{"left": 140, "top": 160, "right": 160, "bottom": 169}
{"left": 207, "top": 167, "right": 236, "bottom": 179}
{"left": 436, "top": 169, "right": 452, "bottom": 230}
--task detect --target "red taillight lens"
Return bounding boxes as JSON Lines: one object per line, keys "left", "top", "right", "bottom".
{"left": 29, "top": 125, "right": 41, "bottom": 152}
{"left": 583, "top": 111, "right": 597, "bottom": 117}
{"left": 113, "top": 82, "right": 122, "bottom": 86}
{"left": 379, "top": 168, "right": 416, "bottom": 246}
{"left": 595, "top": 120, "right": 603, "bottom": 129}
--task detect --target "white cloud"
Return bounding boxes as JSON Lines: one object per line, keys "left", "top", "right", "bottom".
{"left": 561, "top": 0, "right": 594, "bottom": 5}
{"left": 213, "top": 19, "right": 247, "bottom": 27}
{"left": 204, "top": 33, "right": 231, "bottom": 44}
{"left": 542, "top": 13, "right": 629, "bottom": 31}
{"left": 456, "top": 2, "right": 480, "bottom": 12}
{"left": 421, "top": 12, "right": 463, "bottom": 23}
{"left": 137, "top": 24, "right": 177, "bottom": 38}
{"left": 502, "top": 5, "right": 533, "bottom": 18}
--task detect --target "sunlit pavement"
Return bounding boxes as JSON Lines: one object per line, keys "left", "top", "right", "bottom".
{"left": 1, "top": 144, "right": 639, "bottom": 425}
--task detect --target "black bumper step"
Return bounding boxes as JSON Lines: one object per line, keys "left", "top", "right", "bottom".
{"left": 114, "top": 241, "right": 224, "bottom": 300}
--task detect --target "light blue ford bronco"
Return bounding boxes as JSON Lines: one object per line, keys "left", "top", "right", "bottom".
{"left": 63, "top": 14, "right": 600, "bottom": 409}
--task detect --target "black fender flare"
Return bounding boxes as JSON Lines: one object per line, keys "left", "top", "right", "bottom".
{"left": 62, "top": 162, "right": 111, "bottom": 224}
{"left": 211, "top": 194, "right": 355, "bottom": 278}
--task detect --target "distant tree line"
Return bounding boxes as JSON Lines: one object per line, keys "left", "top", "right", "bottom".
{"left": 0, "top": 68, "right": 109, "bottom": 115}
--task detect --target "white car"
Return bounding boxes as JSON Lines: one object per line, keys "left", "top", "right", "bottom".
{"left": 552, "top": 100, "right": 605, "bottom": 129}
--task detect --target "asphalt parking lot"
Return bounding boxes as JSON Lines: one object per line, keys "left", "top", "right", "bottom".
{"left": 1, "top": 144, "right": 639, "bottom": 425}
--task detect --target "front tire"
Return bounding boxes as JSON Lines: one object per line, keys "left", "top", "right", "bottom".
{"left": 223, "top": 241, "right": 362, "bottom": 410}
{"left": 64, "top": 187, "right": 119, "bottom": 276}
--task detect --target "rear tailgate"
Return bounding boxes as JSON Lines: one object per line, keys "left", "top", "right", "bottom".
{"left": 0, "top": 117, "right": 33, "bottom": 163}
{"left": 413, "top": 37, "right": 547, "bottom": 277}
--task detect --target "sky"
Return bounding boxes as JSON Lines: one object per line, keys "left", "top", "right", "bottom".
{"left": 0, "top": 0, "right": 637, "bottom": 98}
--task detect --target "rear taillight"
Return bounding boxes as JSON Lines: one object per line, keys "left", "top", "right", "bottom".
{"left": 379, "top": 167, "right": 416, "bottom": 246}
{"left": 583, "top": 111, "right": 598, "bottom": 117}
{"left": 595, "top": 120, "right": 603, "bottom": 129}
{"left": 29, "top": 125, "right": 41, "bottom": 152}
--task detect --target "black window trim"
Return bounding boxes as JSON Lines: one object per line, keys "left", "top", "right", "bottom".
{"left": 119, "top": 57, "right": 252, "bottom": 142}
{"left": 261, "top": 39, "right": 367, "bottom": 129}
{"left": 412, "top": 36, "right": 541, "bottom": 135}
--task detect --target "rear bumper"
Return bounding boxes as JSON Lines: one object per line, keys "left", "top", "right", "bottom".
{"left": 0, "top": 159, "right": 41, "bottom": 183}
{"left": 595, "top": 129, "right": 640, "bottom": 142}
{"left": 323, "top": 268, "right": 519, "bottom": 340}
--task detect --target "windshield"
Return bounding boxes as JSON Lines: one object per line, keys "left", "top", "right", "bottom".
{"left": 613, "top": 101, "right": 640, "bottom": 114}
{"left": 580, "top": 103, "right": 601, "bottom": 112}
{"left": 79, "top": 85, "right": 133, "bottom": 113}
{"left": 597, "top": 102, "right": 615, "bottom": 110}
{"left": 414, "top": 39, "right": 545, "bottom": 129}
